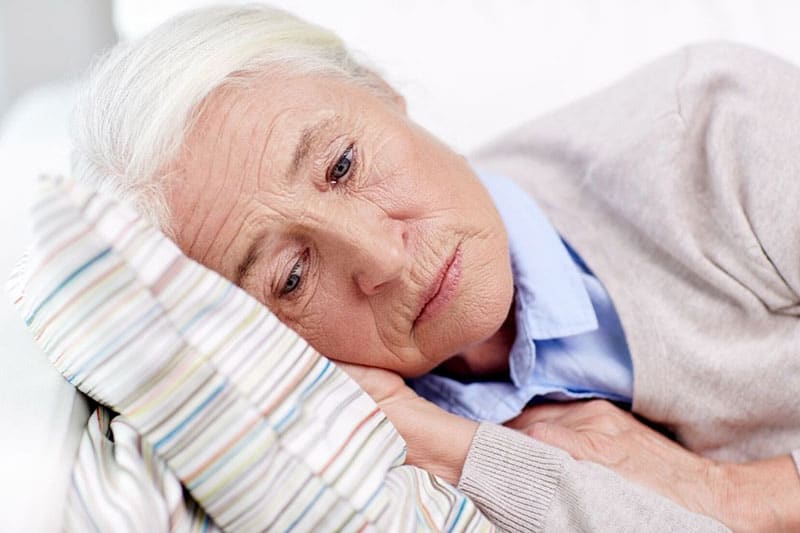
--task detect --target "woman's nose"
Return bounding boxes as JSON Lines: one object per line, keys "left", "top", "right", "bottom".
{"left": 350, "top": 217, "right": 408, "bottom": 296}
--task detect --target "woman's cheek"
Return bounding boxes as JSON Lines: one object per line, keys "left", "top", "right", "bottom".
{"left": 288, "top": 289, "right": 357, "bottom": 360}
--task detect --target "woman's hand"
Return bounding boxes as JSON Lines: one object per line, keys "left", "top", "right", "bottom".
{"left": 338, "top": 362, "right": 478, "bottom": 485}
{"left": 506, "top": 400, "right": 800, "bottom": 532}
{"left": 506, "top": 400, "right": 720, "bottom": 517}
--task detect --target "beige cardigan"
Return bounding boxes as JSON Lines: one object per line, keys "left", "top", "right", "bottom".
{"left": 456, "top": 42, "right": 800, "bottom": 531}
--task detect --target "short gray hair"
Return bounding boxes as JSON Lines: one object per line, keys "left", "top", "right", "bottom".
{"left": 72, "top": 5, "right": 382, "bottom": 233}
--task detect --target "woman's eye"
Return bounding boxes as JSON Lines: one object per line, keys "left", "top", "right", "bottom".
{"left": 329, "top": 145, "right": 354, "bottom": 185}
{"left": 280, "top": 253, "right": 305, "bottom": 296}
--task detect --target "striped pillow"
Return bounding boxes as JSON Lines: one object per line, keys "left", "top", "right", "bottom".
{"left": 8, "top": 177, "right": 492, "bottom": 532}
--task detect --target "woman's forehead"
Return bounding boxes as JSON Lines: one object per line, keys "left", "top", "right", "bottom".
{"left": 184, "top": 76, "right": 363, "bottom": 176}
{"left": 168, "top": 77, "right": 369, "bottom": 267}
{"left": 196, "top": 73, "right": 357, "bottom": 131}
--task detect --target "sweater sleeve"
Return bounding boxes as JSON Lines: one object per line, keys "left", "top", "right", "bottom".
{"left": 458, "top": 424, "right": 730, "bottom": 533}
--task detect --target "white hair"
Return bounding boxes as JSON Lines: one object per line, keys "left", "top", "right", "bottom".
{"left": 71, "top": 4, "right": 384, "bottom": 234}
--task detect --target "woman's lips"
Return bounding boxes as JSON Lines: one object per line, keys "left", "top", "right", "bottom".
{"left": 415, "top": 245, "right": 462, "bottom": 324}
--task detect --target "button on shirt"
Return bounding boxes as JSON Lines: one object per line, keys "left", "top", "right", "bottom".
{"left": 408, "top": 174, "right": 634, "bottom": 423}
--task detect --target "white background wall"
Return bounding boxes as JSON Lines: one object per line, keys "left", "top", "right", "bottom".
{"left": 0, "top": 27, "right": 7, "bottom": 112}
{"left": 3, "top": 0, "right": 800, "bottom": 152}
{"left": 114, "top": 0, "right": 800, "bottom": 153}
{"left": 0, "top": 0, "right": 116, "bottom": 120}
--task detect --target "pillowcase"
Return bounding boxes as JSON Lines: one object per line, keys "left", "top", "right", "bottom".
{"left": 9, "top": 177, "right": 492, "bottom": 531}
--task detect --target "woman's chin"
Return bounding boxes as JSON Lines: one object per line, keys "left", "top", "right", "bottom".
{"left": 413, "top": 298, "right": 514, "bottom": 378}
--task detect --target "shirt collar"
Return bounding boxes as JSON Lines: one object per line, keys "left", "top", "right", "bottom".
{"left": 478, "top": 173, "right": 598, "bottom": 386}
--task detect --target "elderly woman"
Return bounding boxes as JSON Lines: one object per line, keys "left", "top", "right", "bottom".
{"left": 71, "top": 5, "right": 799, "bottom": 532}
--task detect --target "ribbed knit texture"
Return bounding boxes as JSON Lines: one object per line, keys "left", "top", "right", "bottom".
{"left": 458, "top": 424, "right": 564, "bottom": 532}
{"left": 458, "top": 424, "right": 729, "bottom": 532}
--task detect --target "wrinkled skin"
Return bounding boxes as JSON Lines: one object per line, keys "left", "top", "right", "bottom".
{"left": 166, "top": 72, "right": 514, "bottom": 377}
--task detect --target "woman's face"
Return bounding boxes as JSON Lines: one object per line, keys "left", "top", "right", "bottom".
{"left": 168, "top": 72, "right": 513, "bottom": 376}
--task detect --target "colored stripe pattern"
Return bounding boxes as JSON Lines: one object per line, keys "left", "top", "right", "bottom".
{"left": 9, "top": 178, "right": 494, "bottom": 532}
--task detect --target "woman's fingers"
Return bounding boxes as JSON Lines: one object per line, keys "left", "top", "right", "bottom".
{"left": 506, "top": 399, "right": 628, "bottom": 436}
{"left": 505, "top": 401, "right": 587, "bottom": 429}
{"left": 522, "top": 422, "right": 584, "bottom": 457}
{"left": 336, "top": 362, "right": 477, "bottom": 485}
{"left": 336, "top": 361, "right": 410, "bottom": 403}
{"left": 507, "top": 400, "right": 731, "bottom": 526}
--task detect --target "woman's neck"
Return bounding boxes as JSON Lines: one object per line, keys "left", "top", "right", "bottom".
{"left": 437, "top": 302, "right": 516, "bottom": 379}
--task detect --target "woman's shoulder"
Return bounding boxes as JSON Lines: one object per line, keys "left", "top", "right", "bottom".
{"left": 676, "top": 41, "right": 800, "bottom": 119}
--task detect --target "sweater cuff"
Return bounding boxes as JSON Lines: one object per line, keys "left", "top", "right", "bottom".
{"left": 457, "top": 423, "right": 567, "bottom": 533}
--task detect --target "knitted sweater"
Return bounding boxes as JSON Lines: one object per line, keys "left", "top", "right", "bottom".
{"left": 457, "top": 42, "right": 800, "bottom": 530}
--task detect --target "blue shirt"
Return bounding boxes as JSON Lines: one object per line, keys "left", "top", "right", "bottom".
{"left": 408, "top": 174, "right": 633, "bottom": 423}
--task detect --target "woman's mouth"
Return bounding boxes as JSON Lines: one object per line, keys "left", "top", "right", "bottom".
{"left": 415, "top": 244, "right": 462, "bottom": 325}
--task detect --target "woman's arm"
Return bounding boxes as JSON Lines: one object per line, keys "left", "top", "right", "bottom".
{"left": 722, "top": 456, "right": 800, "bottom": 532}
{"left": 462, "top": 423, "right": 729, "bottom": 533}
{"left": 508, "top": 400, "right": 800, "bottom": 532}
{"left": 345, "top": 365, "right": 728, "bottom": 532}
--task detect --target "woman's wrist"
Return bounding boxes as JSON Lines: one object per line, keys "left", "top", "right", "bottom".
{"left": 397, "top": 398, "right": 478, "bottom": 485}
{"left": 712, "top": 456, "right": 800, "bottom": 532}
{"left": 337, "top": 362, "right": 478, "bottom": 486}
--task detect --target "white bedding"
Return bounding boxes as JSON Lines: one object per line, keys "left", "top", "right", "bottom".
{"left": 0, "top": 84, "right": 90, "bottom": 532}
{"left": 2, "top": 2, "right": 800, "bottom": 530}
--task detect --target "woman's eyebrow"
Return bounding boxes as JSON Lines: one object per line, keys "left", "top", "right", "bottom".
{"left": 289, "top": 115, "right": 339, "bottom": 175}
{"left": 235, "top": 241, "right": 259, "bottom": 286}
{"left": 235, "top": 225, "right": 269, "bottom": 286}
